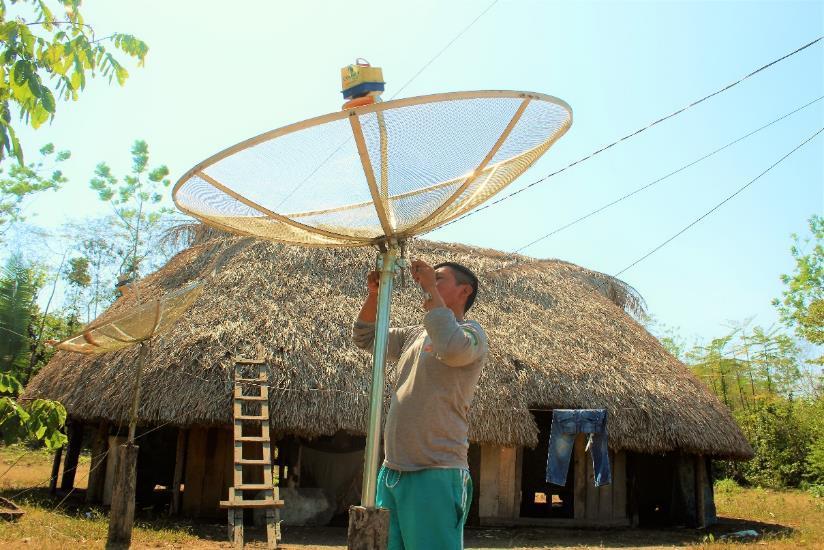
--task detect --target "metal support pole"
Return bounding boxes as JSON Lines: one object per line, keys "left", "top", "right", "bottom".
{"left": 361, "top": 244, "right": 399, "bottom": 508}
{"left": 127, "top": 341, "right": 149, "bottom": 444}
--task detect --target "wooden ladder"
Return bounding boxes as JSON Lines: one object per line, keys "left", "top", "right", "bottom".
{"left": 220, "top": 352, "right": 283, "bottom": 549}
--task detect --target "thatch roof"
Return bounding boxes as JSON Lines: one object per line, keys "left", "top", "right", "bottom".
{"left": 24, "top": 236, "right": 753, "bottom": 459}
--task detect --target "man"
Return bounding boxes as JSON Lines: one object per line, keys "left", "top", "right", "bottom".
{"left": 352, "top": 259, "right": 488, "bottom": 550}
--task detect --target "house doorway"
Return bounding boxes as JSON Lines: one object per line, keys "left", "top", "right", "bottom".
{"left": 520, "top": 410, "right": 574, "bottom": 518}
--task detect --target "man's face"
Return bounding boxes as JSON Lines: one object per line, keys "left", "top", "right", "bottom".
{"left": 426, "top": 266, "right": 471, "bottom": 313}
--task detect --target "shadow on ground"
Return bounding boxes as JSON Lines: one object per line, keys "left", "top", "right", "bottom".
{"left": 0, "top": 488, "right": 795, "bottom": 549}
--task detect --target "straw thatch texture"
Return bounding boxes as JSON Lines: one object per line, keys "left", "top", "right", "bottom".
{"left": 24, "top": 237, "right": 753, "bottom": 459}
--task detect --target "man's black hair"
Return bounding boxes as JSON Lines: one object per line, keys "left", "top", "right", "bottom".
{"left": 434, "top": 262, "right": 479, "bottom": 313}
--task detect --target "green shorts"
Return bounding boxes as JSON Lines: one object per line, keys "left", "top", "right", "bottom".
{"left": 376, "top": 465, "right": 473, "bottom": 550}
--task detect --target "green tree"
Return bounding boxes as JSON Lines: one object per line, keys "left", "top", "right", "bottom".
{"left": 773, "top": 214, "right": 823, "bottom": 364}
{"left": 644, "top": 314, "right": 691, "bottom": 362}
{"left": 0, "top": 142, "right": 68, "bottom": 236}
{"left": 724, "top": 399, "right": 813, "bottom": 488}
{"left": 0, "top": 253, "right": 66, "bottom": 449}
{"left": 0, "top": 253, "right": 43, "bottom": 378}
{"left": 89, "top": 140, "right": 171, "bottom": 280}
{"left": 62, "top": 253, "right": 89, "bottom": 322}
{"left": 745, "top": 325, "right": 801, "bottom": 399}
{"left": 0, "top": 0, "right": 148, "bottom": 163}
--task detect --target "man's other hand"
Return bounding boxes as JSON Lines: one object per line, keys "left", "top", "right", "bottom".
{"left": 366, "top": 270, "right": 380, "bottom": 295}
{"left": 411, "top": 260, "right": 437, "bottom": 292}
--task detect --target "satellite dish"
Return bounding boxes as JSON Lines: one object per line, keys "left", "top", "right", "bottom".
{"left": 173, "top": 91, "right": 572, "bottom": 247}
{"left": 55, "top": 281, "right": 204, "bottom": 354}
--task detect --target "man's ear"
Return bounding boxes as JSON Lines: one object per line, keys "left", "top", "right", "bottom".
{"left": 460, "top": 284, "right": 472, "bottom": 301}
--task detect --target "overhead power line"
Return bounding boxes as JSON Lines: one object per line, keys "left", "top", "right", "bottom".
{"left": 512, "top": 94, "right": 824, "bottom": 255}
{"left": 436, "top": 36, "right": 824, "bottom": 231}
{"left": 391, "top": 0, "right": 499, "bottom": 99}
{"left": 614, "top": 126, "right": 823, "bottom": 278}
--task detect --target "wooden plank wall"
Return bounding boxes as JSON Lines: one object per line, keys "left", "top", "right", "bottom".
{"left": 478, "top": 446, "right": 521, "bottom": 520}
{"left": 182, "top": 426, "right": 234, "bottom": 518}
{"left": 578, "top": 440, "right": 627, "bottom": 523}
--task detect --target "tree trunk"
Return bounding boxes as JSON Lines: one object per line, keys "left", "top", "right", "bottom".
{"left": 107, "top": 443, "right": 139, "bottom": 548}
{"left": 347, "top": 506, "right": 389, "bottom": 550}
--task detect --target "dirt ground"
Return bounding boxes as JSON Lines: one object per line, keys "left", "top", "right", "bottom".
{"left": 1, "top": 446, "right": 822, "bottom": 549}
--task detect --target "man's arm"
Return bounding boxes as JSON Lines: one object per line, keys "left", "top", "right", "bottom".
{"left": 352, "top": 270, "right": 408, "bottom": 361}
{"left": 356, "top": 270, "right": 380, "bottom": 324}
{"left": 424, "top": 310, "right": 488, "bottom": 367}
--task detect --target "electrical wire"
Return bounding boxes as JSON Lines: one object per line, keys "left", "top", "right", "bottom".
{"left": 435, "top": 36, "right": 824, "bottom": 232}
{"left": 613, "top": 126, "right": 823, "bottom": 278}
{"left": 509, "top": 95, "right": 824, "bottom": 256}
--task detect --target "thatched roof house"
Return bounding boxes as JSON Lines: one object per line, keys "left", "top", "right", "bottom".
{"left": 25, "top": 235, "right": 752, "bottom": 528}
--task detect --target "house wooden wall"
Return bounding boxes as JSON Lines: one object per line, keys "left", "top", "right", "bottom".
{"left": 478, "top": 435, "right": 628, "bottom": 527}
{"left": 87, "top": 419, "right": 716, "bottom": 528}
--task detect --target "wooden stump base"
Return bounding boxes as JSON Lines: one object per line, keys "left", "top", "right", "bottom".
{"left": 347, "top": 506, "right": 389, "bottom": 550}
{"left": 106, "top": 443, "right": 139, "bottom": 549}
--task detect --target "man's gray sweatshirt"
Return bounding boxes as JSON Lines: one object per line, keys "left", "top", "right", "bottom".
{"left": 352, "top": 307, "right": 488, "bottom": 471}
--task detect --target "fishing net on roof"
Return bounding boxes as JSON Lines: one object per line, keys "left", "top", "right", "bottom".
{"left": 56, "top": 281, "right": 204, "bottom": 354}
{"left": 173, "top": 91, "right": 572, "bottom": 247}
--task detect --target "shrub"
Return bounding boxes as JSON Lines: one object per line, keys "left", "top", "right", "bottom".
{"left": 714, "top": 478, "right": 742, "bottom": 494}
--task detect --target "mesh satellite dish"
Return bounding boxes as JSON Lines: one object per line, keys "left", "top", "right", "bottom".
{"left": 173, "top": 90, "right": 572, "bottom": 246}
{"left": 173, "top": 70, "right": 572, "bottom": 531}
{"left": 55, "top": 281, "right": 204, "bottom": 354}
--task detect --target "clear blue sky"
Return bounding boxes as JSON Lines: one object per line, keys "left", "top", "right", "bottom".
{"left": 9, "top": 0, "right": 824, "bottom": 345}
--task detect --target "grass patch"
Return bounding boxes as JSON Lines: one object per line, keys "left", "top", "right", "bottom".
{"left": 712, "top": 486, "right": 824, "bottom": 547}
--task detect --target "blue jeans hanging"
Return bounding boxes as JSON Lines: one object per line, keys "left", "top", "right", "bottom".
{"left": 545, "top": 409, "right": 611, "bottom": 487}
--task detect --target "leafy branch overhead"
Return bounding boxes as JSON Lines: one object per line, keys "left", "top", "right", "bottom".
{"left": 0, "top": 142, "right": 69, "bottom": 235}
{"left": 0, "top": 0, "right": 148, "bottom": 163}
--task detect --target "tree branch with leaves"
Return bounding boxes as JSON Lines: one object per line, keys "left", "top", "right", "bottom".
{"left": 0, "top": 0, "right": 148, "bottom": 163}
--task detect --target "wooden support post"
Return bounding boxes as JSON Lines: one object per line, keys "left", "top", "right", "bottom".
{"left": 675, "top": 453, "right": 697, "bottom": 527}
{"left": 60, "top": 420, "right": 84, "bottom": 491}
{"left": 585, "top": 438, "right": 598, "bottom": 520}
{"left": 573, "top": 434, "right": 586, "bottom": 520}
{"left": 612, "top": 451, "right": 627, "bottom": 520}
{"left": 497, "top": 447, "right": 518, "bottom": 519}
{"left": 106, "top": 443, "right": 139, "bottom": 548}
{"left": 169, "top": 427, "right": 187, "bottom": 516}
{"left": 49, "top": 446, "right": 63, "bottom": 495}
{"left": 597, "top": 450, "right": 614, "bottom": 521}
{"left": 226, "top": 487, "right": 243, "bottom": 548}
{"left": 478, "top": 445, "right": 500, "bottom": 519}
{"left": 705, "top": 457, "right": 717, "bottom": 524}
{"left": 87, "top": 421, "right": 109, "bottom": 503}
{"left": 695, "top": 454, "right": 707, "bottom": 528}
{"left": 347, "top": 506, "right": 389, "bottom": 550}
